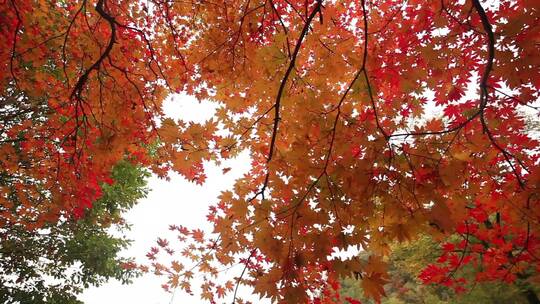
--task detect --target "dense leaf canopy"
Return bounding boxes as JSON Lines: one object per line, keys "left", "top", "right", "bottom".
{"left": 1, "top": 0, "right": 539, "bottom": 303}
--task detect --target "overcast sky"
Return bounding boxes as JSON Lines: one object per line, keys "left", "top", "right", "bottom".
{"left": 80, "top": 95, "right": 254, "bottom": 303}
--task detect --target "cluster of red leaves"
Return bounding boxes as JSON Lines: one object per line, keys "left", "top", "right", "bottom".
{"left": 420, "top": 200, "right": 540, "bottom": 293}
{"left": 0, "top": 0, "right": 216, "bottom": 228}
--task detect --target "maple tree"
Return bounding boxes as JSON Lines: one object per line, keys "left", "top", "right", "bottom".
{"left": 1, "top": 0, "right": 539, "bottom": 303}
{"left": 141, "top": 0, "right": 540, "bottom": 302}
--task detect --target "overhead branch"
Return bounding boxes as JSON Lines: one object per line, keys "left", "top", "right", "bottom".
{"left": 360, "top": 0, "right": 389, "bottom": 140}
{"left": 9, "top": 0, "right": 22, "bottom": 88}
{"left": 252, "top": 0, "right": 323, "bottom": 200}
{"left": 472, "top": 0, "right": 526, "bottom": 187}
{"left": 70, "top": 0, "right": 116, "bottom": 101}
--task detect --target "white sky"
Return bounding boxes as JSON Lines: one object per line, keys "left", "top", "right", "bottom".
{"left": 80, "top": 94, "right": 253, "bottom": 303}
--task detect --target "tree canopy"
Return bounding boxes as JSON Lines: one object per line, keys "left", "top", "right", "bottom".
{"left": 1, "top": 0, "right": 539, "bottom": 303}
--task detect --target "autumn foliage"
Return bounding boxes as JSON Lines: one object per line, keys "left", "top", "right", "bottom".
{"left": 1, "top": 0, "right": 539, "bottom": 303}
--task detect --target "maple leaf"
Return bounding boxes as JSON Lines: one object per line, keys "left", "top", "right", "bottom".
{"left": 429, "top": 201, "right": 455, "bottom": 233}
{"left": 191, "top": 229, "right": 205, "bottom": 243}
{"left": 443, "top": 104, "right": 461, "bottom": 119}
{"left": 171, "top": 260, "right": 183, "bottom": 273}
{"left": 361, "top": 273, "right": 389, "bottom": 304}
{"left": 216, "top": 285, "right": 226, "bottom": 298}
{"left": 157, "top": 238, "right": 169, "bottom": 248}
